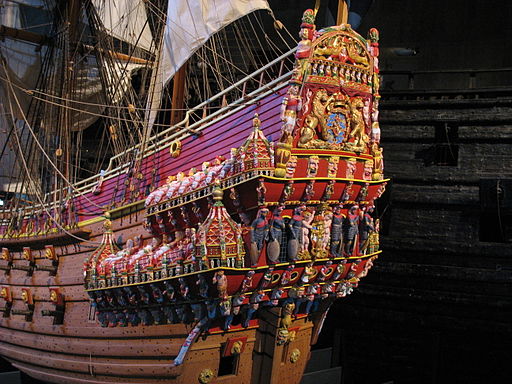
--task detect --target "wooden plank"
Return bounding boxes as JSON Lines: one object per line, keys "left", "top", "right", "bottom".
{"left": 10, "top": 360, "right": 180, "bottom": 384}
{"left": 0, "top": 342, "right": 180, "bottom": 377}
{"left": 0, "top": 320, "right": 189, "bottom": 338}
{"left": 0, "top": 328, "right": 182, "bottom": 357}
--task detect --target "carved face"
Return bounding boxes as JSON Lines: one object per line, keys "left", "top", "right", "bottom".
{"left": 0, "top": 288, "right": 7, "bottom": 299}
{"left": 21, "top": 290, "right": 29, "bottom": 303}
{"left": 304, "top": 114, "right": 318, "bottom": 129}
{"left": 23, "top": 248, "right": 31, "bottom": 261}
{"left": 1, "top": 249, "right": 9, "bottom": 261}
{"left": 307, "top": 156, "right": 319, "bottom": 177}
{"left": 346, "top": 158, "right": 357, "bottom": 178}
{"left": 285, "top": 156, "right": 298, "bottom": 178}
{"left": 45, "top": 247, "right": 55, "bottom": 260}
{"left": 231, "top": 340, "right": 243, "bottom": 355}
{"left": 299, "top": 28, "right": 309, "bottom": 40}
{"left": 259, "top": 208, "right": 269, "bottom": 218}
{"left": 50, "top": 290, "right": 58, "bottom": 303}
{"left": 328, "top": 156, "right": 340, "bottom": 177}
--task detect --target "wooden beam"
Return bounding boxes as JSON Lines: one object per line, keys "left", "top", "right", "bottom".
{"left": 337, "top": 0, "right": 349, "bottom": 25}
{"left": 170, "top": 63, "right": 188, "bottom": 125}
{"left": 0, "top": 26, "right": 150, "bottom": 65}
{"left": 82, "top": 45, "right": 151, "bottom": 65}
{"left": 0, "top": 25, "right": 45, "bottom": 45}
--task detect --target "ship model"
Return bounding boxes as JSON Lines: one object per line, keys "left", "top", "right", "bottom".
{"left": 0, "top": 1, "right": 386, "bottom": 383}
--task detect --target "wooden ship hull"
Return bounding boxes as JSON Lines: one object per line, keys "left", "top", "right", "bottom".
{"left": 0, "top": 6, "right": 386, "bottom": 384}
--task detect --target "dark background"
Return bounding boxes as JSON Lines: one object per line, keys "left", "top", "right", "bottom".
{"left": 314, "top": 1, "right": 512, "bottom": 383}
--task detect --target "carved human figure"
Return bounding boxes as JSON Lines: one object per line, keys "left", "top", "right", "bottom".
{"left": 179, "top": 168, "right": 197, "bottom": 194}
{"left": 295, "top": 9, "right": 316, "bottom": 73}
{"left": 330, "top": 205, "right": 345, "bottom": 257}
{"left": 307, "top": 156, "right": 320, "bottom": 178}
{"left": 270, "top": 288, "right": 284, "bottom": 306}
{"left": 181, "top": 228, "right": 196, "bottom": 263}
{"left": 372, "top": 143, "right": 384, "bottom": 180}
{"left": 321, "top": 180, "right": 335, "bottom": 201}
{"left": 359, "top": 206, "right": 375, "bottom": 253}
{"left": 332, "top": 262, "right": 345, "bottom": 281}
{"left": 367, "top": 218, "right": 380, "bottom": 253}
{"left": 241, "top": 270, "right": 255, "bottom": 293}
{"left": 346, "top": 158, "right": 357, "bottom": 179}
{"left": 168, "top": 172, "right": 186, "bottom": 199}
{"left": 205, "top": 156, "right": 224, "bottom": 185}
{"left": 301, "top": 262, "right": 316, "bottom": 284}
{"left": 341, "top": 181, "right": 354, "bottom": 202}
{"left": 299, "top": 210, "right": 314, "bottom": 258}
{"left": 267, "top": 205, "right": 286, "bottom": 263}
{"left": 363, "top": 160, "right": 374, "bottom": 181}
{"left": 357, "top": 183, "right": 369, "bottom": 202}
{"left": 372, "top": 121, "right": 381, "bottom": 143}
{"left": 280, "top": 85, "right": 302, "bottom": 143}
{"left": 344, "top": 205, "right": 360, "bottom": 255}
{"left": 280, "top": 264, "right": 295, "bottom": 286}
{"left": 280, "top": 301, "right": 295, "bottom": 329}
{"left": 305, "top": 284, "right": 320, "bottom": 314}
{"left": 213, "top": 270, "right": 228, "bottom": 299}
{"left": 191, "top": 162, "right": 209, "bottom": 190}
{"left": 302, "top": 180, "right": 315, "bottom": 202}
{"left": 245, "top": 291, "right": 265, "bottom": 327}
{"left": 318, "top": 261, "right": 333, "bottom": 282}
{"left": 298, "top": 114, "right": 322, "bottom": 148}
{"left": 219, "top": 148, "right": 238, "bottom": 179}
{"left": 322, "top": 208, "right": 333, "bottom": 250}
{"left": 260, "top": 267, "right": 274, "bottom": 289}
{"left": 349, "top": 98, "right": 366, "bottom": 147}
{"left": 285, "top": 156, "right": 298, "bottom": 178}
{"left": 196, "top": 275, "right": 209, "bottom": 298}
{"left": 288, "top": 205, "right": 306, "bottom": 260}
{"left": 250, "top": 207, "right": 270, "bottom": 265}
{"left": 310, "top": 210, "right": 327, "bottom": 259}
{"left": 327, "top": 156, "right": 340, "bottom": 178}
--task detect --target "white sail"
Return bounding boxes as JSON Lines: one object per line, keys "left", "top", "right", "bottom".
{"left": 160, "top": 0, "right": 271, "bottom": 84}
{"left": 92, "top": 0, "right": 154, "bottom": 52}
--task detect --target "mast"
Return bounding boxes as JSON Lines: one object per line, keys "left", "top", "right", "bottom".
{"left": 170, "top": 63, "right": 187, "bottom": 126}
{"left": 337, "top": 0, "right": 349, "bottom": 24}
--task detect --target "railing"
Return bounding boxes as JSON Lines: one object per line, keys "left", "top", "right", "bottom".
{"left": 380, "top": 67, "right": 512, "bottom": 92}
{"left": 0, "top": 48, "right": 296, "bottom": 222}
{"left": 73, "top": 47, "right": 296, "bottom": 192}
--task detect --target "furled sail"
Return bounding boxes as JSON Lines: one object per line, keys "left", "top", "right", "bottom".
{"left": 160, "top": 0, "right": 271, "bottom": 84}
{"left": 91, "top": 0, "right": 154, "bottom": 52}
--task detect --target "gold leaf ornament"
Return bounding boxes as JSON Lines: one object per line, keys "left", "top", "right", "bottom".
{"left": 198, "top": 368, "right": 214, "bottom": 383}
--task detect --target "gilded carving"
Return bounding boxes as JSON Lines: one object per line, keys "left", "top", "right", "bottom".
{"left": 306, "top": 156, "right": 320, "bottom": 178}
{"left": 198, "top": 368, "right": 214, "bottom": 384}
{"left": 1, "top": 248, "right": 9, "bottom": 261}
{"left": 327, "top": 156, "right": 340, "bottom": 178}
{"left": 290, "top": 348, "right": 301, "bottom": 363}
{"left": 169, "top": 139, "right": 182, "bottom": 158}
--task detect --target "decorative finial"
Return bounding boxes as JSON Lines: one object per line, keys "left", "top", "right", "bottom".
{"left": 252, "top": 113, "right": 261, "bottom": 130}
{"left": 212, "top": 183, "right": 224, "bottom": 202}
{"left": 368, "top": 28, "right": 379, "bottom": 43}
{"left": 301, "top": 9, "right": 316, "bottom": 27}
{"left": 103, "top": 212, "right": 112, "bottom": 231}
